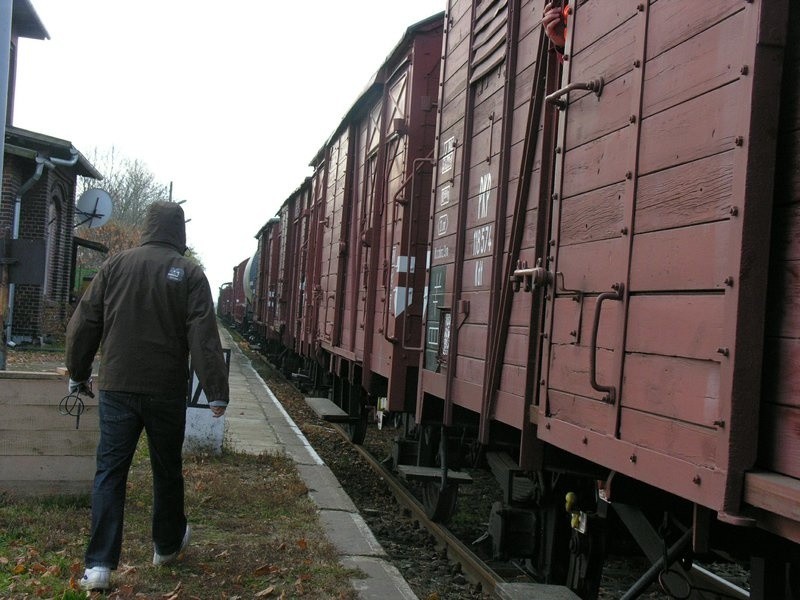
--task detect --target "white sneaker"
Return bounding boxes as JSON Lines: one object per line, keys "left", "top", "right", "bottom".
{"left": 153, "top": 524, "right": 191, "bottom": 566}
{"left": 79, "top": 566, "right": 111, "bottom": 591}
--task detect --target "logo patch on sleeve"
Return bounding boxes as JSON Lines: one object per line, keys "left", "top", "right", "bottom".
{"left": 167, "top": 266, "right": 185, "bottom": 282}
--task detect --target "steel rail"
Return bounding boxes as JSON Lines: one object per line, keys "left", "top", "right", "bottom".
{"left": 331, "top": 423, "right": 501, "bottom": 596}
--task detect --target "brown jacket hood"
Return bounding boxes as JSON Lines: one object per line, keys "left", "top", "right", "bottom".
{"left": 65, "top": 198, "right": 229, "bottom": 403}
{"left": 141, "top": 201, "right": 187, "bottom": 254}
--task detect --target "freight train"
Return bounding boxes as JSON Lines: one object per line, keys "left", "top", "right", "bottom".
{"left": 220, "top": 2, "right": 799, "bottom": 598}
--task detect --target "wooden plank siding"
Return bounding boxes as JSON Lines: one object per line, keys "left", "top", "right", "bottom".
{"left": 0, "top": 374, "right": 99, "bottom": 496}
{"left": 538, "top": 0, "right": 788, "bottom": 514}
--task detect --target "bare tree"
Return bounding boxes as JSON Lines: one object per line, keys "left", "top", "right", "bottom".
{"left": 78, "top": 147, "right": 171, "bottom": 225}
{"left": 74, "top": 148, "right": 204, "bottom": 285}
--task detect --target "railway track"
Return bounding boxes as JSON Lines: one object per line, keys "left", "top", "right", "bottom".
{"left": 323, "top": 418, "right": 752, "bottom": 600}
{"left": 240, "top": 339, "right": 751, "bottom": 600}
{"left": 332, "top": 421, "right": 507, "bottom": 596}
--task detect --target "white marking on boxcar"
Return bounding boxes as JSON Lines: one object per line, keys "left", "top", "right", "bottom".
{"left": 477, "top": 172, "right": 491, "bottom": 220}
{"left": 437, "top": 214, "right": 449, "bottom": 236}
{"left": 475, "top": 259, "right": 484, "bottom": 287}
{"left": 396, "top": 256, "right": 416, "bottom": 274}
{"left": 473, "top": 224, "right": 493, "bottom": 255}
{"left": 441, "top": 313, "right": 452, "bottom": 356}
{"left": 441, "top": 137, "right": 455, "bottom": 174}
{"left": 393, "top": 286, "right": 413, "bottom": 316}
{"left": 440, "top": 184, "right": 451, "bottom": 207}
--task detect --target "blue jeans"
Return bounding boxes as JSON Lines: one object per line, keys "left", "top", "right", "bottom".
{"left": 85, "top": 391, "right": 187, "bottom": 569}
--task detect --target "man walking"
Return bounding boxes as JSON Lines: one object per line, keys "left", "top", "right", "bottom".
{"left": 66, "top": 201, "right": 229, "bottom": 591}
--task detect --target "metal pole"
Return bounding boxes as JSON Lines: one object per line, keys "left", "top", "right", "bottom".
{"left": 0, "top": 0, "right": 14, "bottom": 369}
{"left": 619, "top": 528, "right": 693, "bottom": 600}
{"left": 0, "top": 0, "right": 10, "bottom": 153}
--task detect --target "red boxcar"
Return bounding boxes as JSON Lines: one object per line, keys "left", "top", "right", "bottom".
{"left": 414, "top": 0, "right": 798, "bottom": 597}
{"left": 253, "top": 218, "right": 279, "bottom": 351}
{"left": 232, "top": 1, "right": 800, "bottom": 597}
{"left": 254, "top": 185, "right": 307, "bottom": 367}
{"left": 298, "top": 13, "right": 444, "bottom": 440}
{"left": 281, "top": 181, "right": 311, "bottom": 360}
{"left": 216, "top": 281, "right": 233, "bottom": 324}
{"left": 231, "top": 256, "right": 250, "bottom": 331}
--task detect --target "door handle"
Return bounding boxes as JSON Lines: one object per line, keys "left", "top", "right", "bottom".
{"left": 590, "top": 282, "right": 624, "bottom": 403}
{"left": 545, "top": 78, "right": 604, "bottom": 110}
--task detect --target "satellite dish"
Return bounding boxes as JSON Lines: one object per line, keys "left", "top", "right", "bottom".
{"left": 75, "top": 188, "right": 113, "bottom": 228}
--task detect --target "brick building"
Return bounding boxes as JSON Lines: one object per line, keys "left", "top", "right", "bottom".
{"left": 2, "top": 1, "right": 101, "bottom": 345}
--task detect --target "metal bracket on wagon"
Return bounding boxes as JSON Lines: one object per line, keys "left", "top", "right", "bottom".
{"left": 545, "top": 77, "right": 605, "bottom": 110}
{"left": 511, "top": 258, "right": 553, "bottom": 292}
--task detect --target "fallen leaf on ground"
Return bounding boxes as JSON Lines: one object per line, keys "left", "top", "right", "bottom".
{"left": 162, "top": 581, "right": 182, "bottom": 599}
{"left": 254, "top": 586, "right": 275, "bottom": 598}
{"left": 30, "top": 562, "right": 47, "bottom": 574}
{"left": 253, "top": 563, "right": 277, "bottom": 576}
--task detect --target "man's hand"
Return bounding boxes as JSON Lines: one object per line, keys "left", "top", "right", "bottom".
{"left": 210, "top": 405, "right": 226, "bottom": 418}
{"left": 542, "top": 2, "right": 567, "bottom": 48}
{"left": 68, "top": 378, "right": 95, "bottom": 398}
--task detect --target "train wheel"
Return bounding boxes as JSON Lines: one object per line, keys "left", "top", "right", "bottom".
{"left": 422, "top": 481, "right": 459, "bottom": 524}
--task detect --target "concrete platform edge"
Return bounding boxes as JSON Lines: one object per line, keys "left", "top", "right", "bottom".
{"left": 219, "top": 327, "right": 417, "bottom": 599}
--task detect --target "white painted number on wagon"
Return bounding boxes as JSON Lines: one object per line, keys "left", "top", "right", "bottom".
{"left": 473, "top": 224, "right": 492, "bottom": 255}
{"left": 477, "top": 173, "right": 491, "bottom": 220}
{"left": 475, "top": 259, "right": 484, "bottom": 287}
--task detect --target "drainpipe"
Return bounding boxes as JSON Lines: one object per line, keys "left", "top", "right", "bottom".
{"left": 5, "top": 150, "right": 79, "bottom": 348}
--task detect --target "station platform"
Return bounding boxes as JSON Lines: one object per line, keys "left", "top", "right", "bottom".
{"left": 218, "top": 327, "right": 418, "bottom": 600}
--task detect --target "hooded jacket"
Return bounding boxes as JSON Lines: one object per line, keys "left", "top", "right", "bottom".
{"left": 66, "top": 202, "right": 229, "bottom": 404}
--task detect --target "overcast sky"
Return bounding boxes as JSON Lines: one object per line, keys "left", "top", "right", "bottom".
{"left": 12, "top": 0, "right": 445, "bottom": 295}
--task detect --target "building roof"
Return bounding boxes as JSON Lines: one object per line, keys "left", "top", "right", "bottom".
{"left": 12, "top": 0, "right": 49, "bottom": 40}
{"left": 4, "top": 125, "right": 102, "bottom": 179}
